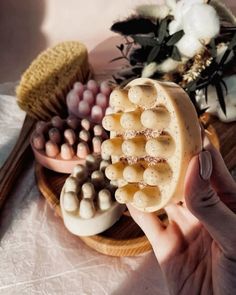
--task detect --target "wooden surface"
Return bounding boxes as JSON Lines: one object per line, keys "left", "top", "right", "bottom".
{"left": 35, "top": 118, "right": 236, "bottom": 256}
{"left": 201, "top": 114, "right": 236, "bottom": 170}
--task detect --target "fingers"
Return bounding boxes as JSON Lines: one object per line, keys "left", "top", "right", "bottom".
{"left": 127, "top": 204, "right": 165, "bottom": 246}
{"left": 184, "top": 151, "right": 236, "bottom": 257}
{"left": 127, "top": 204, "right": 186, "bottom": 263}
{"left": 165, "top": 204, "right": 200, "bottom": 242}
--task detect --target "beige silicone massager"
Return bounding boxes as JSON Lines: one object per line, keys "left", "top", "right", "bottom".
{"left": 60, "top": 158, "right": 126, "bottom": 236}
{"left": 101, "top": 78, "right": 202, "bottom": 212}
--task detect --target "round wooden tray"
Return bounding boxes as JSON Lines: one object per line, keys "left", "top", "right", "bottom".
{"left": 35, "top": 121, "right": 223, "bottom": 257}
{"left": 35, "top": 163, "right": 155, "bottom": 256}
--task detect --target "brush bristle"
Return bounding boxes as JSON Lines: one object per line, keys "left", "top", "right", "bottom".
{"left": 16, "top": 41, "right": 90, "bottom": 120}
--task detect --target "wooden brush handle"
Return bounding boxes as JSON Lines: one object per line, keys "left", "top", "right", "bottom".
{"left": 0, "top": 115, "right": 36, "bottom": 209}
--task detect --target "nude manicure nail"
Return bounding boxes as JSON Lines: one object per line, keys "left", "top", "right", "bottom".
{"left": 199, "top": 151, "right": 212, "bottom": 180}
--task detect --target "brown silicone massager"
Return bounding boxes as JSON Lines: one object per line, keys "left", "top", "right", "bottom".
{"left": 102, "top": 78, "right": 202, "bottom": 212}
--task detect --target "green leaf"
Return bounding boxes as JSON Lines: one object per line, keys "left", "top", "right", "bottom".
{"left": 158, "top": 18, "right": 168, "bottom": 43}
{"left": 171, "top": 46, "right": 181, "bottom": 61}
{"left": 166, "top": 30, "right": 184, "bottom": 46}
{"left": 147, "top": 46, "right": 161, "bottom": 63}
{"left": 132, "top": 35, "right": 159, "bottom": 47}
{"left": 220, "top": 78, "right": 228, "bottom": 95}
{"left": 215, "top": 83, "right": 226, "bottom": 115}
{"left": 186, "top": 81, "right": 197, "bottom": 92}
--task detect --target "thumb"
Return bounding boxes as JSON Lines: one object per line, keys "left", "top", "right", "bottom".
{"left": 184, "top": 150, "right": 236, "bottom": 256}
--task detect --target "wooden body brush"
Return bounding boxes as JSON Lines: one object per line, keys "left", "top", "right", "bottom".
{"left": 0, "top": 41, "right": 90, "bottom": 209}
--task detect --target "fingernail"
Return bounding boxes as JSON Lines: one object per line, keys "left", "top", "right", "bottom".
{"left": 199, "top": 151, "right": 212, "bottom": 180}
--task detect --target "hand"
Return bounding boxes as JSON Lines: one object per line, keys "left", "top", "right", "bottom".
{"left": 128, "top": 136, "right": 236, "bottom": 295}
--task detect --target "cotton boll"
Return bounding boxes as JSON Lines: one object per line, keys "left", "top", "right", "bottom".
{"left": 223, "top": 75, "right": 236, "bottom": 106}
{"left": 174, "top": 0, "right": 206, "bottom": 20}
{"left": 183, "top": 4, "right": 220, "bottom": 41}
{"left": 141, "top": 62, "right": 158, "bottom": 78}
{"left": 168, "top": 20, "right": 183, "bottom": 35}
{"left": 157, "top": 58, "right": 182, "bottom": 73}
{"left": 136, "top": 4, "right": 170, "bottom": 20}
{"left": 195, "top": 89, "right": 218, "bottom": 114}
{"left": 168, "top": 0, "right": 184, "bottom": 34}
{"left": 173, "top": 0, "right": 186, "bottom": 21}
{"left": 176, "top": 34, "right": 203, "bottom": 58}
{"left": 165, "top": 0, "right": 177, "bottom": 12}
{"left": 168, "top": 0, "right": 209, "bottom": 34}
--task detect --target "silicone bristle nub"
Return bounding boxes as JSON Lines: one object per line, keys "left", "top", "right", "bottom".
{"left": 145, "top": 134, "right": 175, "bottom": 158}
{"left": 115, "top": 184, "right": 139, "bottom": 204}
{"left": 120, "top": 111, "right": 142, "bottom": 130}
{"left": 102, "top": 113, "right": 122, "bottom": 131}
{"left": 101, "top": 138, "right": 123, "bottom": 156}
{"left": 101, "top": 78, "right": 202, "bottom": 213}
{"left": 110, "top": 89, "right": 135, "bottom": 111}
{"left": 133, "top": 187, "right": 160, "bottom": 208}
{"left": 105, "top": 162, "right": 126, "bottom": 180}
{"left": 128, "top": 85, "right": 156, "bottom": 108}
{"left": 141, "top": 107, "right": 170, "bottom": 129}
{"left": 123, "top": 164, "right": 144, "bottom": 183}
{"left": 143, "top": 162, "right": 172, "bottom": 186}
{"left": 122, "top": 136, "right": 146, "bottom": 157}
{"left": 63, "top": 192, "right": 79, "bottom": 212}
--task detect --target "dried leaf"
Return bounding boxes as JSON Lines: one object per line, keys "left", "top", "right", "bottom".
{"left": 111, "top": 18, "right": 156, "bottom": 36}
{"left": 147, "top": 46, "right": 161, "bottom": 63}
{"left": 166, "top": 30, "right": 184, "bottom": 46}
{"left": 110, "top": 56, "right": 126, "bottom": 63}
{"left": 116, "top": 44, "right": 124, "bottom": 51}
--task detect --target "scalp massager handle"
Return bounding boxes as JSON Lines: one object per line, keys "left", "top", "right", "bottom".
{"left": 0, "top": 115, "right": 36, "bottom": 209}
